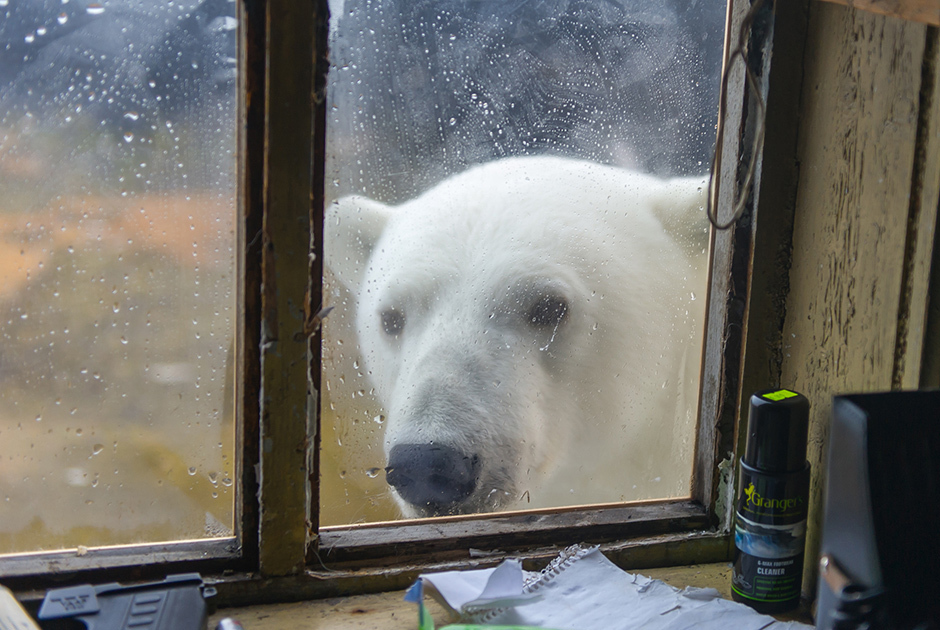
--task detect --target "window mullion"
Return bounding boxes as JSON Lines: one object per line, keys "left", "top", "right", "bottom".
{"left": 257, "top": 0, "right": 319, "bottom": 577}
{"left": 695, "top": 0, "right": 773, "bottom": 518}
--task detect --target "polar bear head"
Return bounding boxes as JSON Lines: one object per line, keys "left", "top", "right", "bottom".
{"left": 326, "top": 156, "right": 707, "bottom": 518}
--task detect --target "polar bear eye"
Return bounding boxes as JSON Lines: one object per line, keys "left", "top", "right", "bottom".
{"left": 528, "top": 295, "right": 568, "bottom": 328}
{"left": 381, "top": 308, "right": 405, "bottom": 336}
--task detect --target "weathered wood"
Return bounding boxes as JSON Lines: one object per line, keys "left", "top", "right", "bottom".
{"left": 696, "top": 0, "right": 813, "bottom": 528}
{"left": 916, "top": 31, "right": 940, "bottom": 387}
{"left": 782, "top": 2, "right": 932, "bottom": 599}
{"left": 736, "top": 0, "right": 811, "bottom": 459}
{"left": 209, "top": 531, "right": 730, "bottom": 607}
{"left": 210, "top": 589, "right": 449, "bottom": 630}
{"left": 695, "top": 0, "right": 750, "bottom": 517}
{"left": 596, "top": 532, "right": 732, "bottom": 574}
{"left": 258, "top": 0, "right": 318, "bottom": 576}
{"left": 307, "top": 0, "right": 330, "bottom": 557}
{"left": 0, "top": 538, "right": 240, "bottom": 588}
{"left": 896, "top": 29, "right": 940, "bottom": 389}
{"left": 319, "top": 500, "right": 710, "bottom": 566}
{"left": 237, "top": 0, "right": 267, "bottom": 574}
{"left": 818, "top": 0, "right": 940, "bottom": 25}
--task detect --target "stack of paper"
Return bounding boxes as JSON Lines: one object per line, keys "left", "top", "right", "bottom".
{"left": 411, "top": 545, "right": 811, "bottom": 630}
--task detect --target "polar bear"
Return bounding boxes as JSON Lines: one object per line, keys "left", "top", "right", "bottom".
{"left": 325, "top": 156, "right": 708, "bottom": 518}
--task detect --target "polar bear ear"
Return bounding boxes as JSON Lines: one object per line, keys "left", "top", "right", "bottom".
{"left": 325, "top": 195, "right": 392, "bottom": 291}
{"left": 649, "top": 176, "right": 710, "bottom": 255}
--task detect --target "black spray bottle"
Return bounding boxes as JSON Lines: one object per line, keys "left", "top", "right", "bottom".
{"left": 731, "top": 389, "right": 810, "bottom": 614}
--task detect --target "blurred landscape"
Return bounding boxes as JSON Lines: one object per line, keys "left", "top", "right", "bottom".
{"left": 0, "top": 0, "right": 237, "bottom": 553}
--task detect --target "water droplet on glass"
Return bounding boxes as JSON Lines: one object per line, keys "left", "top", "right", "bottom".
{"left": 58, "top": 13, "right": 69, "bottom": 24}
{"left": 373, "top": 414, "right": 385, "bottom": 424}
{"left": 91, "top": 444, "right": 104, "bottom": 455}
{"left": 24, "top": 33, "right": 36, "bottom": 44}
{"left": 123, "top": 132, "right": 134, "bottom": 143}
{"left": 86, "top": 3, "right": 105, "bottom": 15}
{"left": 365, "top": 467, "right": 381, "bottom": 478}
{"left": 188, "top": 466, "right": 197, "bottom": 475}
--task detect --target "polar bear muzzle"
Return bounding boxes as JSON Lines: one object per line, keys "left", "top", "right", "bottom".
{"left": 385, "top": 443, "right": 481, "bottom": 515}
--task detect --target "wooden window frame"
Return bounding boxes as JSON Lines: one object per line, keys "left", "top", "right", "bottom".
{"left": 306, "top": 0, "right": 795, "bottom": 585}
{"left": 0, "top": 0, "right": 283, "bottom": 590}
{"left": 0, "top": 0, "right": 816, "bottom": 607}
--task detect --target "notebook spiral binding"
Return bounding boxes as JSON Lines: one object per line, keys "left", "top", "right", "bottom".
{"left": 467, "top": 544, "right": 599, "bottom": 624}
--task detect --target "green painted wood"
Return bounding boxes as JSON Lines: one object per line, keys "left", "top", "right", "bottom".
{"left": 258, "top": 0, "right": 318, "bottom": 577}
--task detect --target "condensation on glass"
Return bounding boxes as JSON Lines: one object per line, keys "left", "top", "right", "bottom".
{"left": 321, "top": 0, "right": 726, "bottom": 525}
{"left": 0, "top": 0, "right": 238, "bottom": 553}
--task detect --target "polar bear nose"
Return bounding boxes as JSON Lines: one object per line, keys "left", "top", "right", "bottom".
{"left": 386, "top": 444, "right": 480, "bottom": 513}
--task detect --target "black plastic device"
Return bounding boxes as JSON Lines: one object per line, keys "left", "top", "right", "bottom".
{"left": 816, "top": 391, "right": 940, "bottom": 630}
{"left": 38, "top": 573, "right": 215, "bottom": 630}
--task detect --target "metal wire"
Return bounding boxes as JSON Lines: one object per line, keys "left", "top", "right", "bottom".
{"left": 707, "top": 0, "right": 767, "bottom": 230}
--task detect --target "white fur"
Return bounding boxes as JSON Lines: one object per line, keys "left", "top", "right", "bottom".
{"left": 325, "top": 156, "right": 708, "bottom": 517}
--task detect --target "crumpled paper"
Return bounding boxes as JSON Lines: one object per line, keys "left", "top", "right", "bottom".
{"left": 412, "top": 545, "right": 811, "bottom": 630}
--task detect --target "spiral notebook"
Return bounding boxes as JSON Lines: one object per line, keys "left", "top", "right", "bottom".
{"left": 417, "top": 545, "right": 811, "bottom": 630}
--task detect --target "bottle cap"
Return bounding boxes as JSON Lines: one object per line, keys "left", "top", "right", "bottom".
{"left": 743, "top": 389, "right": 809, "bottom": 473}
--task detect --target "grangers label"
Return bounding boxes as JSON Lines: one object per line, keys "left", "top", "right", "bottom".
{"left": 737, "top": 467, "right": 809, "bottom": 524}
{"left": 743, "top": 482, "right": 805, "bottom": 514}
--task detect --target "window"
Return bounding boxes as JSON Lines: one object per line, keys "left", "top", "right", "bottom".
{"left": 309, "top": 0, "right": 780, "bottom": 572}
{"left": 0, "top": 0, "right": 781, "bottom": 597}
{"left": 320, "top": 0, "right": 726, "bottom": 527}
{"left": 0, "top": 0, "right": 239, "bottom": 558}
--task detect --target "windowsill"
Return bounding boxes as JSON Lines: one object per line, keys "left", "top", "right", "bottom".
{"left": 207, "top": 563, "right": 814, "bottom": 629}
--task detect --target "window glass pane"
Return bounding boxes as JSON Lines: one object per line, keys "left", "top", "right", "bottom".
{"left": 0, "top": 0, "right": 238, "bottom": 552}
{"left": 322, "top": 0, "right": 725, "bottom": 524}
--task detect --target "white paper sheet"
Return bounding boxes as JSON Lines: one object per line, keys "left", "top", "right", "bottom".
{"left": 421, "top": 558, "right": 543, "bottom": 612}
{"left": 417, "top": 545, "right": 812, "bottom": 630}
